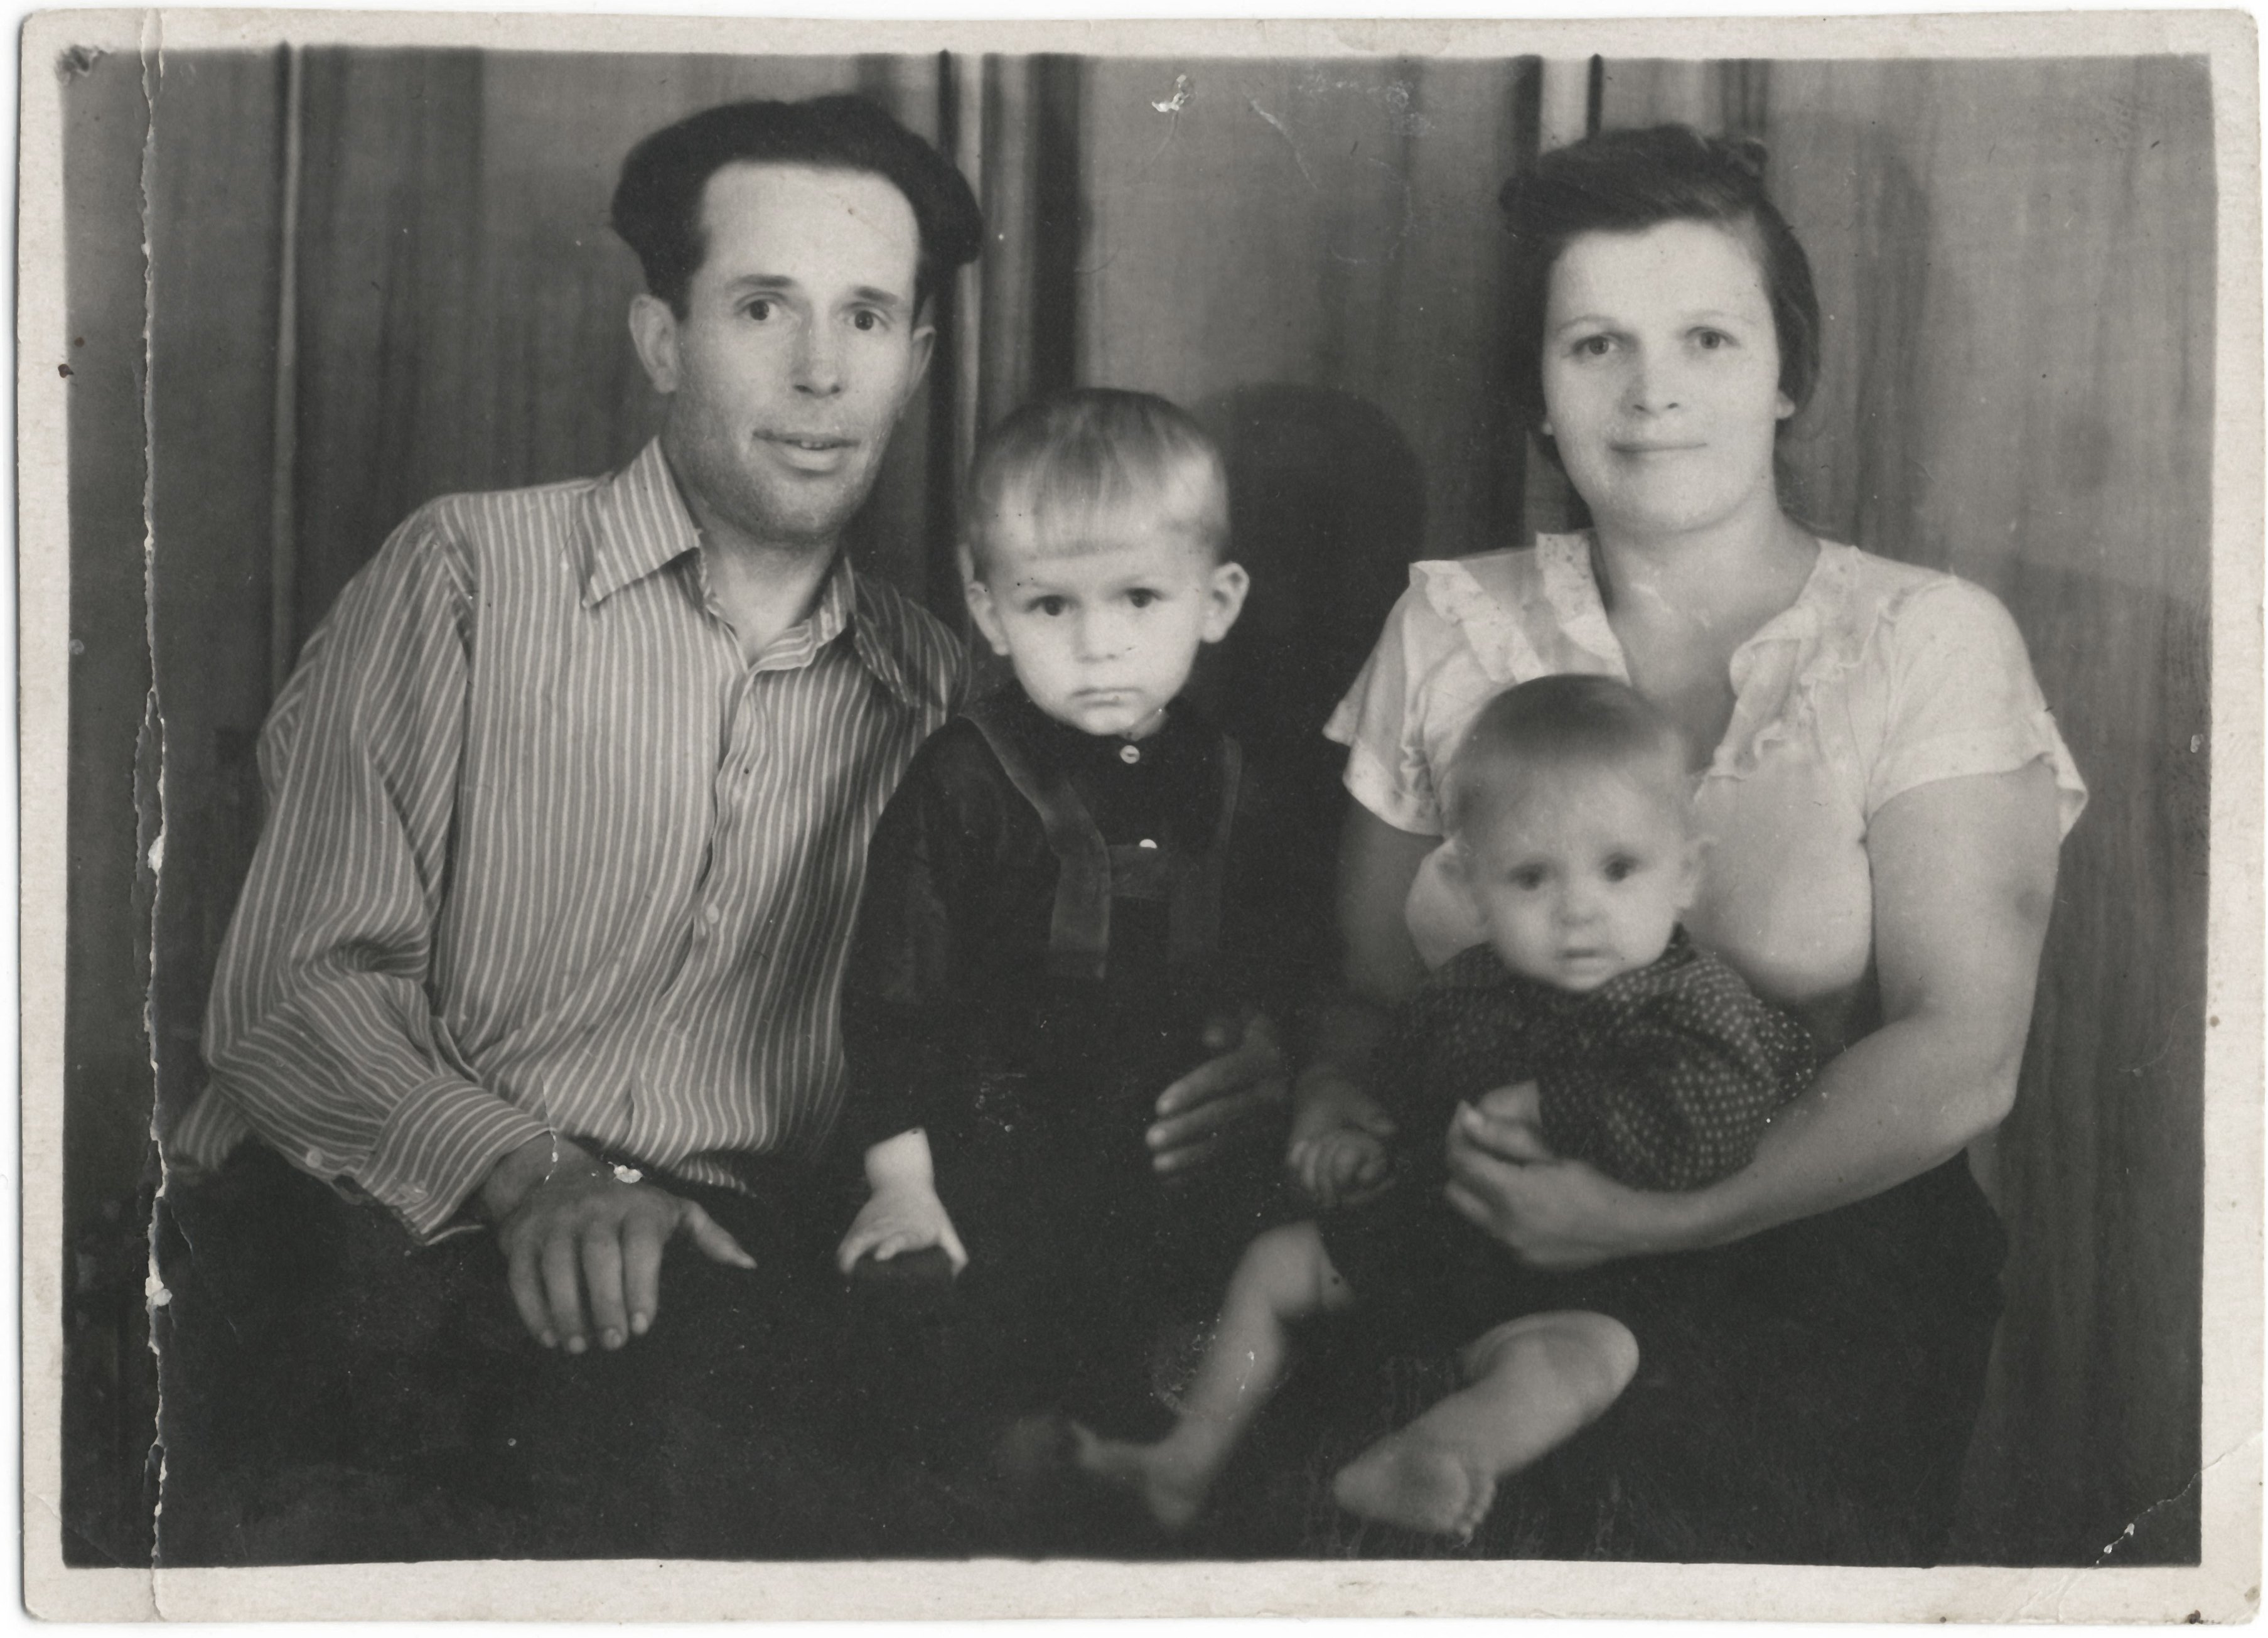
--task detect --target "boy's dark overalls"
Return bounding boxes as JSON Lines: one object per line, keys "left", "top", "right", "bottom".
{"left": 838, "top": 689, "right": 1284, "bottom": 1456}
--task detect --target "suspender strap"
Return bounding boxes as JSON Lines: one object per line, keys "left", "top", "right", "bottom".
{"left": 961, "top": 697, "right": 1240, "bottom": 984}
{"left": 963, "top": 696, "right": 1112, "bottom": 982}
{"left": 1168, "top": 734, "right": 1240, "bottom": 976}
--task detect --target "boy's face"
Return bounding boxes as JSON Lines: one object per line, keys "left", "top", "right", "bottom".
{"left": 1455, "top": 765, "right": 1698, "bottom": 993}
{"left": 966, "top": 520, "right": 1248, "bottom": 739}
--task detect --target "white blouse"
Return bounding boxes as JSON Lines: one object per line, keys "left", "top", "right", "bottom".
{"left": 1326, "top": 534, "right": 2088, "bottom": 1051}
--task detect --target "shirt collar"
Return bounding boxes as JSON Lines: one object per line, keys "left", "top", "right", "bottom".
{"left": 576, "top": 439, "right": 702, "bottom": 607}
{"left": 747, "top": 553, "right": 864, "bottom": 674}
{"left": 576, "top": 439, "right": 935, "bottom": 711}
{"left": 993, "top": 683, "right": 1208, "bottom": 769}
{"left": 844, "top": 571, "right": 938, "bottom": 712}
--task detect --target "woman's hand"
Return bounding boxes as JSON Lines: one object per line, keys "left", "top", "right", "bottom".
{"left": 1443, "top": 1089, "right": 1689, "bottom": 1271}
{"left": 1146, "top": 1011, "right": 1289, "bottom": 1175}
{"left": 1454, "top": 1079, "right": 1547, "bottom": 1156}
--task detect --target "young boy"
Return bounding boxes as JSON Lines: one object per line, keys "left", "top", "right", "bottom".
{"left": 834, "top": 388, "right": 1277, "bottom": 1436}
{"left": 1078, "top": 675, "right": 1820, "bottom": 1539}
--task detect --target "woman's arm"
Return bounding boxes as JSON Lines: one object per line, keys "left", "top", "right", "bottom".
{"left": 1293, "top": 804, "right": 1438, "bottom": 1124}
{"left": 1303, "top": 803, "right": 1436, "bottom": 1071}
{"left": 1446, "top": 761, "right": 2063, "bottom": 1267}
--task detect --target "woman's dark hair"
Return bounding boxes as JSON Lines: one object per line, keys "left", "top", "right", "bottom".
{"left": 1498, "top": 124, "right": 1821, "bottom": 449}
{"left": 611, "top": 95, "right": 984, "bottom": 319}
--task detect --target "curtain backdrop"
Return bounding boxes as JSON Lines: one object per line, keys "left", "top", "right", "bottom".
{"left": 1748, "top": 58, "right": 2213, "bottom": 1566}
{"left": 64, "top": 48, "right": 2213, "bottom": 1567}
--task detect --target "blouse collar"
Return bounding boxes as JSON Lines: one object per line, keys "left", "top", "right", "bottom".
{"left": 1534, "top": 531, "right": 1866, "bottom": 781}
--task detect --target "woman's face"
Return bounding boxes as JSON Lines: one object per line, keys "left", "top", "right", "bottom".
{"left": 1540, "top": 218, "right": 1793, "bottom": 541}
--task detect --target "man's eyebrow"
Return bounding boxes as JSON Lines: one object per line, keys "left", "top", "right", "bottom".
{"left": 717, "top": 275, "right": 910, "bottom": 311}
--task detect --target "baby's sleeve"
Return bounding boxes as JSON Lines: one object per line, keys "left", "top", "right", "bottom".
{"left": 1867, "top": 579, "right": 2088, "bottom": 836}
{"left": 1323, "top": 579, "right": 1452, "bottom": 837}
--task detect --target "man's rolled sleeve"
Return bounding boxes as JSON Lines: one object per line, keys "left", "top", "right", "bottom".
{"left": 200, "top": 507, "right": 529, "bottom": 1241}
{"left": 361, "top": 1077, "right": 561, "bottom": 1237}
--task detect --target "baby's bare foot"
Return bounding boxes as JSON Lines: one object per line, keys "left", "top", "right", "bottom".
{"left": 1071, "top": 1424, "right": 1208, "bottom": 1534}
{"left": 1331, "top": 1431, "right": 1498, "bottom": 1541}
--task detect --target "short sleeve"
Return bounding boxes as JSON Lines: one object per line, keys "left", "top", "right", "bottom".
{"left": 1867, "top": 579, "right": 2088, "bottom": 836}
{"left": 1324, "top": 581, "right": 1450, "bottom": 836}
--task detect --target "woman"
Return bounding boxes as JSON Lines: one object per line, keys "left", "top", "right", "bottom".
{"left": 1293, "top": 126, "right": 2087, "bottom": 1563}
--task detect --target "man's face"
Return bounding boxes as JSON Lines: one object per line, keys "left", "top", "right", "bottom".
{"left": 634, "top": 161, "right": 934, "bottom": 554}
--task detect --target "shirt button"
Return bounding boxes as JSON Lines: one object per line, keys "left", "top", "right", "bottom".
{"left": 302, "top": 1147, "right": 325, "bottom": 1169}
{"left": 1138, "top": 839, "right": 1158, "bottom": 850}
{"left": 1119, "top": 743, "right": 1141, "bottom": 765}
{"left": 702, "top": 904, "right": 723, "bottom": 925}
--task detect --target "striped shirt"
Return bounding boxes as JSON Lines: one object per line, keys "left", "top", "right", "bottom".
{"left": 174, "top": 439, "right": 964, "bottom": 1241}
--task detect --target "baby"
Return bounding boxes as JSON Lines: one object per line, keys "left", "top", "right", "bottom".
{"left": 1079, "top": 674, "right": 1819, "bottom": 1538}
{"left": 832, "top": 387, "right": 1269, "bottom": 1432}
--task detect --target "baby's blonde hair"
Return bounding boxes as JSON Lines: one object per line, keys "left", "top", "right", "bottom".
{"left": 965, "top": 388, "right": 1229, "bottom": 579}
{"left": 1446, "top": 675, "right": 1692, "bottom": 841}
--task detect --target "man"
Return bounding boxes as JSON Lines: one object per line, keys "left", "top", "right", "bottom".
{"left": 158, "top": 94, "right": 1281, "bottom": 1563}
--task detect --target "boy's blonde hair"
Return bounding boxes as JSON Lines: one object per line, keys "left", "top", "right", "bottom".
{"left": 965, "top": 388, "right": 1229, "bottom": 578}
{"left": 1445, "top": 675, "right": 1692, "bottom": 840}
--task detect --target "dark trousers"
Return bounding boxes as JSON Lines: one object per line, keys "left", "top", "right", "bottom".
{"left": 152, "top": 1145, "right": 984, "bottom": 1563}
{"left": 918, "top": 1101, "right": 1286, "bottom": 1441}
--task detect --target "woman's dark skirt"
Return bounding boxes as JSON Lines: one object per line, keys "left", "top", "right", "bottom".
{"left": 1302, "top": 1154, "right": 2006, "bottom": 1565}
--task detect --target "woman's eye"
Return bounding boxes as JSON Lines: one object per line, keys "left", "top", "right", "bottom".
{"left": 1603, "top": 856, "right": 1639, "bottom": 881}
{"left": 1510, "top": 868, "right": 1547, "bottom": 891}
{"left": 1692, "top": 328, "right": 1732, "bottom": 350}
{"left": 1572, "top": 334, "right": 1615, "bottom": 358}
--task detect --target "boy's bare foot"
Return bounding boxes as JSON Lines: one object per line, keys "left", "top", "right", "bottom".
{"left": 1070, "top": 1424, "right": 1208, "bottom": 1534}
{"left": 1331, "top": 1430, "right": 1498, "bottom": 1541}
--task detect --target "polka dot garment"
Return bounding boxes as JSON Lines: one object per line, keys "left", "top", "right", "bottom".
{"left": 1387, "top": 929, "right": 1819, "bottom": 1193}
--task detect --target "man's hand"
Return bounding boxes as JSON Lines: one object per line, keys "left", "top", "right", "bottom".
{"left": 1146, "top": 1011, "right": 1290, "bottom": 1175}
{"left": 480, "top": 1134, "right": 755, "bottom": 1353}
{"left": 836, "top": 1183, "right": 969, "bottom": 1275}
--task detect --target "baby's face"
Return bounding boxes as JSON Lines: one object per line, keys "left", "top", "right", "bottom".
{"left": 1458, "top": 768, "right": 1697, "bottom": 993}
{"left": 967, "top": 519, "right": 1247, "bottom": 740}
